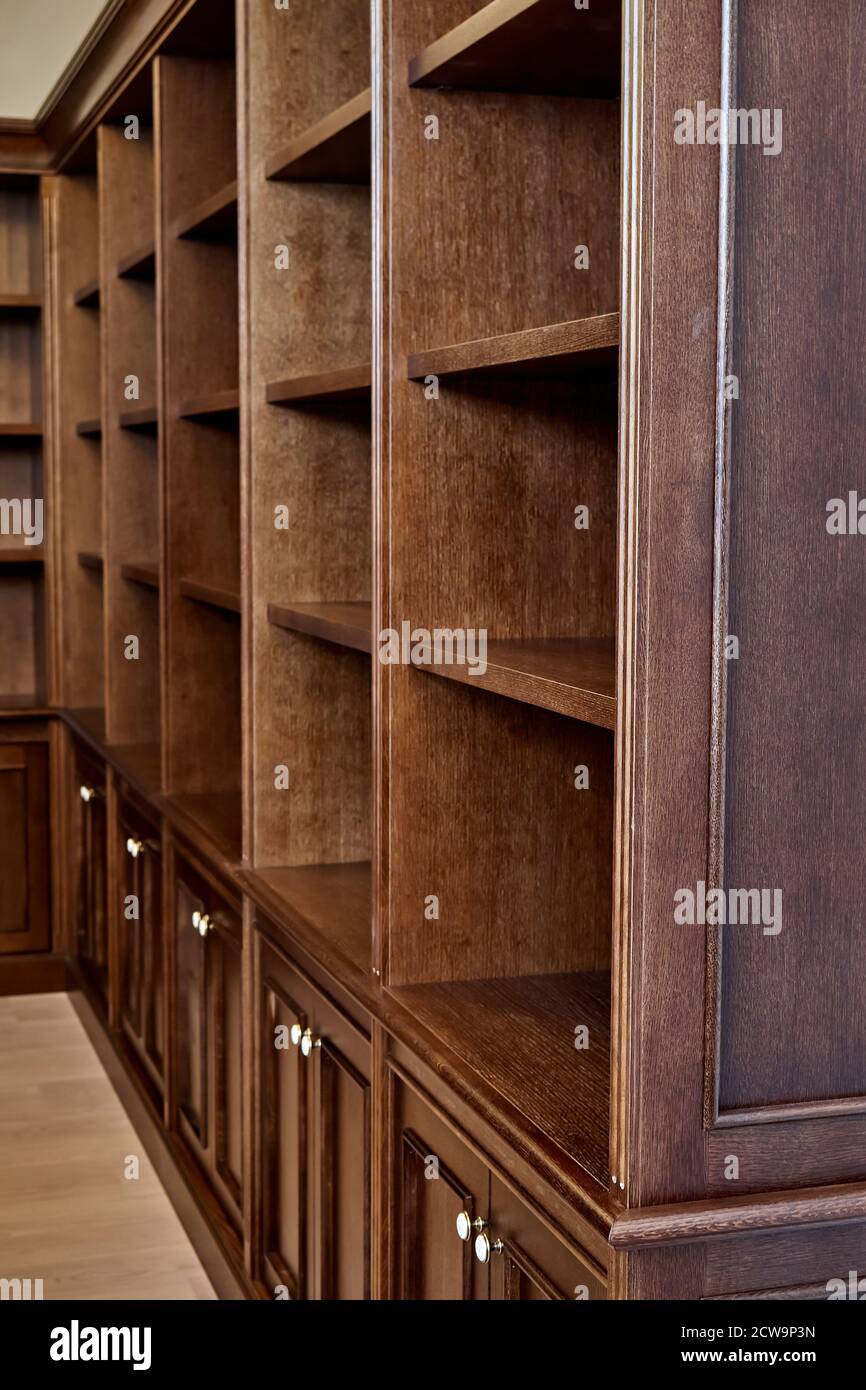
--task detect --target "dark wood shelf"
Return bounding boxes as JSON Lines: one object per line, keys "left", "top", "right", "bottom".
{"left": 176, "top": 389, "right": 239, "bottom": 423}
{"left": 0, "top": 693, "right": 51, "bottom": 718}
{"left": 121, "top": 561, "right": 160, "bottom": 590}
{"left": 75, "top": 418, "right": 102, "bottom": 438}
{"left": 266, "top": 363, "right": 372, "bottom": 407}
{"left": 72, "top": 278, "right": 100, "bottom": 309}
{"left": 390, "top": 970, "right": 611, "bottom": 1185}
{"left": 63, "top": 710, "right": 160, "bottom": 802}
{"left": 118, "top": 406, "right": 158, "bottom": 432}
{"left": 408, "top": 314, "right": 619, "bottom": 383}
{"left": 0, "top": 292, "right": 40, "bottom": 311}
{"left": 268, "top": 600, "right": 371, "bottom": 654}
{"left": 179, "top": 577, "right": 241, "bottom": 615}
{"left": 414, "top": 636, "right": 616, "bottom": 728}
{"left": 170, "top": 181, "right": 238, "bottom": 242}
{"left": 0, "top": 422, "right": 42, "bottom": 438}
{"left": 409, "top": 0, "right": 621, "bottom": 98}
{"left": 0, "top": 547, "right": 44, "bottom": 566}
{"left": 77, "top": 551, "right": 104, "bottom": 575}
{"left": 161, "top": 790, "right": 242, "bottom": 866}
{"left": 116, "top": 239, "right": 156, "bottom": 281}
{"left": 243, "top": 862, "right": 372, "bottom": 978}
{"left": 265, "top": 89, "right": 371, "bottom": 183}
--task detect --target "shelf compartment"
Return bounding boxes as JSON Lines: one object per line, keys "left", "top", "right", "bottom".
{"left": 412, "top": 636, "right": 615, "bottom": 728}
{"left": 266, "top": 363, "right": 372, "bottom": 408}
{"left": 121, "top": 561, "right": 160, "bottom": 590}
{"left": 265, "top": 89, "right": 372, "bottom": 184}
{"left": 242, "top": 862, "right": 372, "bottom": 978}
{"left": 409, "top": 0, "right": 621, "bottom": 99}
{"left": 268, "top": 601, "right": 372, "bottom": 655}
{"left": 161, "top": 790, "right": 242, "bottom": 865}
{"left": 390, "top": 970, "right": 611, "bottom": 1185}
{"left": 408, "top": 314, "right": 619, "bottom": 383}
{"left": 0, "top": 423, "right": 42, "bottom": 438}
{"left": 116, "top": 239, "right": 156, "bottom": 281}
{"left": 75, "top": 418, "right": 102, "bottom": 438}
{"left": 118, "top": 406, "right": 158, "bottom": 432}
{"left": 0, "top": 547, "right": 44, "bottom": 566}
{"left": 77, "top": 551, "right": 104, "bottom": 575}
{"left": 176, "top": 389, "right": 239, "bottom": 424}
{"left": 169, "top": 181, "right": 238, "bottom": 242}
{"left": 179, "top": 577, "right": 241, "bottom": 616}
{"left": 72, "top": 278, "right": 100, "bottom": 309}
{"left": 0, "top": 293, "right": 40, "bottom": 311}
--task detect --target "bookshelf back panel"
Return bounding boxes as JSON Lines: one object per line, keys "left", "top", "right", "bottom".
{"left": 387, "top": 672, "right": 614, "bottom": 984}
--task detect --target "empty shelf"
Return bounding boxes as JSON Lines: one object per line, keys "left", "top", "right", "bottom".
{"left": 116, "top": 240, "right": 156, "bottom": 280}
{"left": 121, "top": 562, "right": 160, "bottom": 590}
{"left": 409, "top": 0, "right": 621, "bottom": 99}
{"left": 268, "top": 600, "right": 372, "bottom": 654}
{"left": 170, "top": 181, "right": 238, "bottom": 241}
{"left": 412, "top": 635, "right": 616, "bottom": 727}
{"left": 176, "top": 389, "right": 239, "bottom": 422}
{"left": 179, "top": 578, "right": 241, "bottom": 615}
{"left": 266, "top": 364, "right": 372, "bottom": 406}
{"left": 408, "top": 315, "right": 619, "bottom": 382}
{"left": 73, "top": 278, "right": 100, "bottom": 308}
{"left": 265, "top": 89, "right": 371, "bottom": 183}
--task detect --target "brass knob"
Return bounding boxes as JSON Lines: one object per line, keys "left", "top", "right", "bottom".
{"left": 79, "top": 784, "right": 99, "bottom": 803}
{"left": 456, "top": 1212, "right": 486, "bottom": 1243}
{"left": 192, "top": 910, "right": 211, "bottom": 937}
{"left": 126, "top": 837, "right": 145, "bottom": 858}
{"left": 299, "top": 1028, "right": 321, "bottom": 1058}
{"left": 474, "top": 1232, "right": 504, "bottom": 1264}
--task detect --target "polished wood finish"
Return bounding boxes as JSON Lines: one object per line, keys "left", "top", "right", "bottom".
{"left": 0, "top": 0, "right": 862, "bottom": 1308}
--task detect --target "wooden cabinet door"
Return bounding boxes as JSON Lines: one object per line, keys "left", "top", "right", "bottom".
{"left": 174, "top": 855, "right": 244, "bottom": 1231}
{"left": 307, "top": 990, "right": 370, "bottom": 1301}
{"left": 118, "top": 796, "right": 164, "bottom": 1096}
{"left": 208, "top": 891, "right": 244, "bottom": 1227}
{"left": 486, "top": 1176, "right": 605, "bottom": 1302}
{"left": 0, "top": 739, "right": 49, "bottom": 954}
{"left": 175, "top": 861, "right": 210, "bottom": 1161}
{"left": 395, "top": 1079, "right": 489, "bottom": 1300}
{"left": 74, "top": 745, "right": 108, "bottom": 1007}
{"left": 257, "top": 936, "right": 314, "bottom": 1300}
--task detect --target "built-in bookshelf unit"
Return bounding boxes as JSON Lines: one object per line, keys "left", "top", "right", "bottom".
{"left": 2, "top": 0, "right": 860, "bottom": 1306}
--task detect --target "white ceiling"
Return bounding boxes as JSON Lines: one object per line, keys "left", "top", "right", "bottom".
{"left": 0, "top": 0, "right": 115, "bottom": 121}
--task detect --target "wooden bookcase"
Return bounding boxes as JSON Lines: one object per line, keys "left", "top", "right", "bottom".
{"left": 0, "top": 177, "right": 46, "bottom": 704}
{"left": 4, "top": 0, "right": 865, "bottom": 1305}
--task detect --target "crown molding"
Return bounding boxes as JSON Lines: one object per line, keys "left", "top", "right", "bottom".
{"left": 0, "top": 0, "right": 193, "bottom": 175}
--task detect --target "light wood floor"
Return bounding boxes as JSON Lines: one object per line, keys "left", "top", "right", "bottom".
{"left": 0, "top": 993, "right": 215, "bottom": 1300}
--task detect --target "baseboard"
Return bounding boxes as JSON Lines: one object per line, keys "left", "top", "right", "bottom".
{"left": 0, "top": 952, "right": 69, "bottom": 996}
